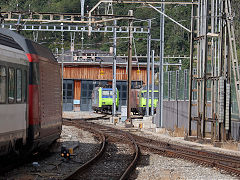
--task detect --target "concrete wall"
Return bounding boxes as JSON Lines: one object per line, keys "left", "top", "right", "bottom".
{"left": 232, "top": 121, "right": 240, "bottom": 141}
{"left": 161, "top": 100, "right": 240, "bottom": 141}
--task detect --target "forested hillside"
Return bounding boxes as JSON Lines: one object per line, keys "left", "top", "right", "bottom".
{"left": 0, "top": 0, "right": 240, "bottom": 70}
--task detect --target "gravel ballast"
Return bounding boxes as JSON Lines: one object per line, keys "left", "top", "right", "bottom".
{"left": 130, "top": 151, "right": 238, "bottom": 180}
{"left": 0, "top": 125, "right": 100, "bottom": 180}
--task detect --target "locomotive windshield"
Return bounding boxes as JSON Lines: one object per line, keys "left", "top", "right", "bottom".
{"left": 102, "top": 90, "right": 113, "bottom": 97}
{"left": 141, "top": 92, "right": 159, "bottom": 99}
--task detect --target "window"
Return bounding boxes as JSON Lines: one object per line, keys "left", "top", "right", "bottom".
{"left": 0, "top": 66, "right": 6, "bottom": 103}
{"left": 16, "top": 69, "right": 22, "bottom": 102}
{"left": 8, "top": 68, "right": 15, "bottom": 103}
{"left": 102, "top": 90, "right": 113, "bottom": 97}
{"left": 122, "top": 91, "right": 127, "bottom": 99}
{"left": 22, "top": 70, "right": 27, "bottom": 102}
{"left": 67, "top": 84, "right": 72, "bottom": 90}
{"left": 142, "top": 92, "right": 159, "bottom": 99}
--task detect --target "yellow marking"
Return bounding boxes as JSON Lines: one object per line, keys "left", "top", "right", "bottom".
{"left": 69, "top": 148, "right": 73, "bottom": 155}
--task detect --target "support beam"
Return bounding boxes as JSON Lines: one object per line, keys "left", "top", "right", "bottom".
{"left": 148, "top": 4, "right": 191, "bottom": 33}
{"left": 188, "top": 2, "right": 195, "bottom": 136}
{"left": 112, "top": 20, "right": 117, "bottom": 116}
{"left": 151, "top": 50, "right": 155, "bottom": 116}
{"left": 126, "top": 10, "right": 133, "bottom": 126}
{"left": 146, "top": 19, "right": 151, "bottom": 117}
{"left": 158, "top": 0, "right": 165, "bottom": 128}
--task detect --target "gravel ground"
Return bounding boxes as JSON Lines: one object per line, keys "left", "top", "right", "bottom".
{"left": 130, "top": 150, "right": 238, "bottom": 180}
{"left": 77, "top": 142, "right": 134, "bottom": 180}
{"left": 1, "top": 125, "right": 100, "bottom": 180}
{"left": 86, "top": 116, "right": 239, "bottom": 179}
{"left": 90, "top": 116, "right": 240, "bottom": 157}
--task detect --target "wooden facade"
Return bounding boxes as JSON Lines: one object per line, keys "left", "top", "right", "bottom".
{"left": 63, "top": 65, "right": 150, "bottom": 83}
{"left": 62, "top": 63, "right": 151, "bottom": 111}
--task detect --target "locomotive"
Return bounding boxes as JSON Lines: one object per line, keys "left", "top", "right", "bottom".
{"left": 91, "top": 84, "right": 159, "bottom": 115}
{"left": 92, "top": 87, "right": 119, "bottom": 113}
{"left": 0, "top": 28, "right": 62, "bottom": 157}
{"left": 138, "top": 85, "right": 159, "bottom": 115}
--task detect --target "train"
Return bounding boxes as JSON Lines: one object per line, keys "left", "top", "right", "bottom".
{"left": 138, "top": 85, "right": 159, "bottom": 115}
{"left": 0, "top": 28, "right": 62, "bottom": 158}
{"left": 91, "top": 87, "right": 119, "bottom": 113}
{"left": 91, "top": 85, "right": 159, "bottom": 115}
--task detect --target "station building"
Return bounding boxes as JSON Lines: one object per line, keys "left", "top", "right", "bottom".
{"left": 58, "top": 49, "right": 150, "bottom": 111}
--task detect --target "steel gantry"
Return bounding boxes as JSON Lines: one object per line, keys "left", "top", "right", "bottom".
{"left": 188, "top": 0, "right": 240, "bottom": 141}
{"left": 1, "top": 1, "right": 196, "bottom": 127}
{"left": 3, "top": 1, "right": 233, "bottom": 134}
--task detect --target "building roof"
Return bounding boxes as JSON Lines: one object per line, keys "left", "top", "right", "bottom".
{"left": 57, "top": 49, "right": 148, "bottom": 67}
{"left": 57, "top": 49, "right": 126, "bottom": 63}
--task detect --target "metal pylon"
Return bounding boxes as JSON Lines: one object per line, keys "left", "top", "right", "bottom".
{"left": 107, "top": 2, "right": 114, "bottom": 15}
{"left": 225, "top": 0, "right": 240, "bottom": 118}
{"left": 188, "top": 0, "right": 238, "bottom": 141}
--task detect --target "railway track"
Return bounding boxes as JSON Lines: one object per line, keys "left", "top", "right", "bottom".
{"left": 63, "top": 117, "right": 240, "bottom": 177}
{"left": 63, "top": 120, "right": 139, "bottom": 180}
{"left": 2, "top": 115, "right": 239, "bottom": 179}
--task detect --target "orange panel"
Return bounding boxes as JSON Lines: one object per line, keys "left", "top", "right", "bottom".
{"left": 74, "top": 80, "right": 81, "bottom": 100}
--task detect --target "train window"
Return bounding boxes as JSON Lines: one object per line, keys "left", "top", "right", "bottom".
{"left": 22, "top": 70, "right": 27, "bottom": 102}
{"left": 0, "top": 66, "right": 6, "bottom": 103}
{"left": 8, "top": 68, "right": 15, "bottom": 103}
{"left": 16, "top": 69, "right": 22, "bottom": 103}
{"left": 109, "top": 91, "right": 113, "bottom": 96}
{"left": 102, "top": 91, "right": 110, "bottom": 96}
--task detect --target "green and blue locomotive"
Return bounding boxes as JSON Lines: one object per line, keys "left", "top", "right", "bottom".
{"left": 92, "top": 87, "right": 119, "bottom": 113}
{"left": 138, "top": 86, "right": 159, "bottom": 115}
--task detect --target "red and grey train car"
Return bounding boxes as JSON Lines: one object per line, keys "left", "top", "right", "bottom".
{"left": 0, "top": 28, "right": 62, "bottom": 157}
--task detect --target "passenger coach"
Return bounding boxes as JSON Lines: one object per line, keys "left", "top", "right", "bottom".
{"left": 0, "top": 28, "right": 62, "bottom": 157}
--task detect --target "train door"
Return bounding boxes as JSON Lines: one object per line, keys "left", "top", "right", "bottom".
{"left": 63, "top": 80, "right": 74, "bottom": 111}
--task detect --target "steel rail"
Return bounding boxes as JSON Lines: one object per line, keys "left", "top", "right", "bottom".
{"left": 62, "top": 114, "right": 107, "bottom": 121}
{"left": 63, "top": 119, "right": 139, "bottom": 180}
{"left": 63, "top": 121, "right": 106, "bottom": 180}
{"left": 138, "top": 142, "right": 240, "bottom": 176}
{"left": 130, "top": 133, "right": 240, "bottom": 165}
{"left": 63, "top": 116, "right": 240, "bottom": 177}
{"left": 138, "top": 141, "right": 240, "bottom": 167}
{"left": 119, "top": 132, "right": 139, "bottom": 180}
